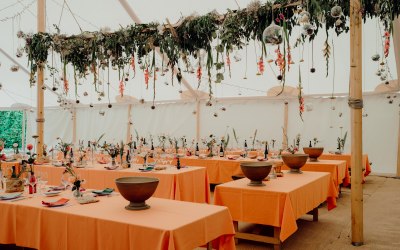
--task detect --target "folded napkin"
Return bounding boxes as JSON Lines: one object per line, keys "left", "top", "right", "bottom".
{"left": 76, "top": 196, "right": 99, "bottom": 205}
{"left": 49, "top": 185, "right": 66, "bottom": 191}
{"left": 42, "top": 198, "right": 69, "bottom": 207}
{"left": 139, "top": 166, "right": 153, "bottom": 172}
{"left": 92, "top": 188, "right": 114, "bottom": 195}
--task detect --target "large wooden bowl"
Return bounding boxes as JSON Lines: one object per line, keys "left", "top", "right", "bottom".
{"left": 303, "top": 147, "right": 324, "bottom": 161}
{"left": 115, "top": 177, "right": 159, "bottom": 210}
{"left": 281, "top": 154, "right": 309, "bottom": 173}
{"left": 240, "top": 161, "right": 272, "bottom": 186}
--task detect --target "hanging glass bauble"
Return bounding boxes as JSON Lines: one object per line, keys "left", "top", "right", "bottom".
{"left": 99, "top": 111, "right": 105, "bottom": 116}
{"left": 298, "top": 11, "right": 310, "bottom": 24}
{"left": 331, "top": 5, "right": 343, "bottom": 18}
{"left": 371, "top": 54, "right": 380, "bottom": 61}
{"left": 375, "top": 70, "right": 381, "bottom": 76}
{"left": 262, "top": 23, "right": 283, "bottom": 45}
{"left": 302, "top": 23, "right": 315, "bottom": 36}
{"left": 16, "top": 47, "right": 23, "bottom": 58}
{"left": 296, "top": 5, "right": 303, "bottom": 12}
{"left": 83, "top": 91, "right": 88, "bottom": 96}
{"left": 0, "top": 83, "right": 2, "bottom": 90}
{"left": 380, "top": 74, "right": 387, "bottom": 81}
{"left": 10, "top": 65, "right": 19, "bottom": 72}
{"left": 335, "top": 19, "right": 343, "bottom": 27}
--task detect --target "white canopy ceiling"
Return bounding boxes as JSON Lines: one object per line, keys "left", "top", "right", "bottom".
{"left": 0, "top": 0, "right": 398, "bottom": 108}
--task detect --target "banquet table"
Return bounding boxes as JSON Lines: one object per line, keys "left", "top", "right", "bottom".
{"left": 214, "top": 171, "right": 336, "bottom": 249}
{"left": 34, "top": 164, "right": 210, "bottom": 203}
{"left": 280, "top": 159, "right": 350, "bottom": 195}
{"left": 319, "top": 153, "right": 371, "bottom": 178}
{"left": 0, "top": 193, "right": 235, "bottom": 250}
{"left": 0, "top": 161, "right": 21, "bottom": 173}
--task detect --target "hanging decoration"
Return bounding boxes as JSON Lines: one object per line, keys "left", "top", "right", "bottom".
{"left": 19, "top": 0, "right": 400, "bottom": 117}
{"left": 297, "top": 66, "right": 304, "bottom": 121}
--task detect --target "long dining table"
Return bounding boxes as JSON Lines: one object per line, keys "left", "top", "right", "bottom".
{"left": 319, "top": 153, "right": 371, "bottom": 181}
{"left": 280, "top": 159, "right": 350, "bottom": 195}
{"left": 214, "top": 171, "right": 336, "bottom": 249}
{"left": 33, "top": 164, "right": 210, "bottom": 203}
{"left": 0, "top": 192, "right": 235, "bottom": 250}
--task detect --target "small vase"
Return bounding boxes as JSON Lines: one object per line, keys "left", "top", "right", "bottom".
{"left": 111, "top": 157, "right": 116, "bottom": 166}
{"left": 73, "top": 186, "right": 82, "bottom": 197}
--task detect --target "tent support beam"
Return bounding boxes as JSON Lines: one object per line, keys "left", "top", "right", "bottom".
{"left": 72, "top": 109, "right": 77, "bottom": 146}
{"left": 349, "top": 0, "right": 363, "bottom": 246}
{"left": 126, "top": 104, "right": 132, "bottom": 143}
{"left": 392, "top": 18, "right": 400, "bottom": 177}
{"left": 117, "top": 0, "right": 198, "bottom": 100}
{"left": 282, "top": 101, "right": 288, "bottom": 150}
{"left": 393, "top": 18, "right": 400, "bottom": 91}
{"left": 196, "top": 101, "right": 200, "bottom": 142}
{"left": 36, "top": 0, "right": 46, "bottom": 160}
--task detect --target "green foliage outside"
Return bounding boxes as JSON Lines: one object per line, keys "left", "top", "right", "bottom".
{"left": 0, "top": 111, "right": 24, "bottom": 148}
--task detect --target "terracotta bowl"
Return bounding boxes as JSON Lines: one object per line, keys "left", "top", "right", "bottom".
{"left": 240, "top": 161, "right": 272, "bottom": 186}
{"left": 115, "top": 177, "right": 159, "bottom": 210}
{"left": 281, "top": 154, "right": 309, "bottom": 173}
{"left": 303, "top": 147, "right": 324, "bottom": 161}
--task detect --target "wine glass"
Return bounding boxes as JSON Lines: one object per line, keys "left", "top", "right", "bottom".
{"left": 61, "top": 173, "right": 70, "bottom": 190}
{"left": 38, "top": 172, "right": 48, "bottom": 194}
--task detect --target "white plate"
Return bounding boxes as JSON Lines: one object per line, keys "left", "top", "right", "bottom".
{"left": 0, "top": 192, "right": 23, "bottom": 200}
{"left": 43, "top": 191, "right": 61, "bottom": 197}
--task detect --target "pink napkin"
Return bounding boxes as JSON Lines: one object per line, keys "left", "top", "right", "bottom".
{"left": 42, "top": 198, "right": 69, "bottom": 207}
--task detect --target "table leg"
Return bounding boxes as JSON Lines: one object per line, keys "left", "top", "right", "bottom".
{"left": 312, "top": 207, "right": 318, "bottom": 222}
{"left": 273, "top": 227, "right": 281, "bottom": 250}
{"left": 206, "top": 241, "right": 212, "bottom": 250}
{"left": 233, "top": 221, "right": 239, "bottom": 244}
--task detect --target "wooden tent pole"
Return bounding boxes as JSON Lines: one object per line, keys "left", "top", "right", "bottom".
{"left": 349, "top": 0, "right": 364, "bottom": 245}
{"left": 392, "top": 18, "right": 400, "bottom": 178}
{"left": 126, "top": 104, "right": 132, "bottom": 143}
{"left": 397, "top": 109, "right": 400, "bottom": 177}
{"left": 72, "top": 109, "right": 77, "bottom": 146}
{"left": 36, "top": 0, "right": 45, "bottom": 159}
{"left": 282, "top": 101, "right": 288, "bottom": 149}
{"left": 196, "top": 101, "right": 200, "bottom": 142}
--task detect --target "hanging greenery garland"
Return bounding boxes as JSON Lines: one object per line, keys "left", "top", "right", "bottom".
{"left": 20, "top": 0, "right": 400, "bottom": 110}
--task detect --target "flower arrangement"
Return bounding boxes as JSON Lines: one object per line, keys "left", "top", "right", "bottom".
{"left": 63, "top": 163, "right": 85, "bottom": 197}
{"left": 287, "top": 134, "right": 301, "bottom": 154}
{"left": 337, "top": 131, "right": 348, "bottom": 153}
{"left": 313, "top": 137, "right": 319, "bottom": 146}
{"left": 77, "top": 140, "right": 87, "bottom": 164}
{"left": 158, "top": 134, "right": 167, "bottom": 151}
{"left": 26, "top": 144, "right": 36, "bottom": 164}
{"left": 202, "top": 134, "right": 216, "bottom": 157}
{"left": 56, "top": 137, "right": 72, "bottom": 159}
{"left": 101, "top": 142, "right": 121, "bottom": 166}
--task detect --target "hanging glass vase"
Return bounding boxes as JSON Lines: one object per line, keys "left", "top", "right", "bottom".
{"left": 331, "top": 5, "right": 343, "bottom": 18}
{"left": 262, "top": 23, "right": 283, "bottom": 45}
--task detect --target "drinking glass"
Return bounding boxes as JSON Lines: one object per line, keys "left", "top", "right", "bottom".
{"left": 61, "top": 173, "right": 70, "bottom": 190}
{"left": 38, "top": 172, "right": 48, "bottom": 194}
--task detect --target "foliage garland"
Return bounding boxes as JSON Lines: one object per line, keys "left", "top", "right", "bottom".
{"left": 21, "top": 0, "right": 400, "bottom": 106}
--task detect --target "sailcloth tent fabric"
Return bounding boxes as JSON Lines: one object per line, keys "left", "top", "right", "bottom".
{"left": 0, "top": 0, "right": 399, "bottom": 174}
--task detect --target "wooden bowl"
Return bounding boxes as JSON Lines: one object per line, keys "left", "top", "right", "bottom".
{"left": 115, "top": 177, "right": 159, "bottom": 210}
{"left": 303, "top": 147, "right": 324, "bottom": 161}
{"left": 281, "top": 154, "right": 308, "bottom": 173}
{"left": 240, "top": 161, "right": 272, "bottom": 186}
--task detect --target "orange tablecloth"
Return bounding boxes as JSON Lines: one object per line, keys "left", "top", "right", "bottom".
{"left": 0, "top": 161, "right": 20, "bottom": 173}
{"left": 319, "top": 153, "right": 371, "bottom": 177}
{"left": 281, "top": 160, "right": 350, "bottom": 196}
{"left": 34, "top": 164, "right": 210, "bottom": 203}
{"left": 214, "top": 171, "right": 336, "bottom": 242}
{"left": 0, "top": 195, "right": 235, "bottom": 250}
{"left": 179, "top": 157, "right": 243, "bottom": 184}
